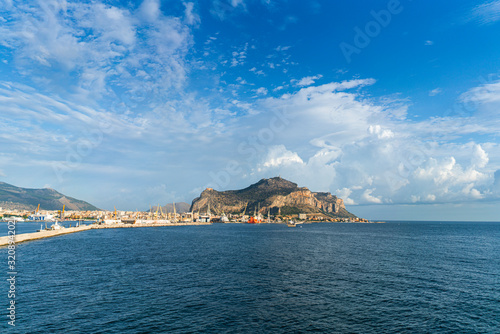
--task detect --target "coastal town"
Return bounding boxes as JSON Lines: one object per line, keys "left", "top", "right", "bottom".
{"left": 0, "top": 205, "right": 370, "bottom": 225}
{"left": 0, "top": 177, "right": 373, "bottom": 247}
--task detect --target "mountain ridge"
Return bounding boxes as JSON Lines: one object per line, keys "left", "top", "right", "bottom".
{"left": 0, "top": 182, "right": 99, "bottom": 211}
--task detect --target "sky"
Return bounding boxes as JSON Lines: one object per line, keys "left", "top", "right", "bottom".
{"left": 1, "top": 0, "right": 500, "bottom": 221}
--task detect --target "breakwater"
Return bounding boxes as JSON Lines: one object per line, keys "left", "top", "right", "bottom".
{"left": 0, "top": 222, "right": 212, "bottom": 247}
{"left": 0, "top": 225, "right": 93, "bottom": 247}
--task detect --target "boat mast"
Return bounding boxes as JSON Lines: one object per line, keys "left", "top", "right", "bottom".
{"left": 173, "top": 202, "right": 177, "bottom": 222}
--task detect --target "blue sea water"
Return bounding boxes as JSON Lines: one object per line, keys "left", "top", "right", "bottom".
{"left": 1, "top": 221, "right": 499, "bottom": 333}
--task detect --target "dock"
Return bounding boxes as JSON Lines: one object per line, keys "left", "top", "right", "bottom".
{"left": 0, "top": 222, "right": 212, "bottom": 247}
{"left": 0, "top": 225, "right": 93, "bottom": 247}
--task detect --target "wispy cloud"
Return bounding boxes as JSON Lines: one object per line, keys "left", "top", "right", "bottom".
{"left": 470, "top": 0, "right": 500, "bottom": 24}
{"left": 429, "top": 88, "right": 442, "bottom": 96}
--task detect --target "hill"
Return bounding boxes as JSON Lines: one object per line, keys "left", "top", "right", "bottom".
{"left": 0, "top": 182, "right": 99, "bottom": 211}
{"left": 190, "top": 177, "right": 356, "bottom": 218}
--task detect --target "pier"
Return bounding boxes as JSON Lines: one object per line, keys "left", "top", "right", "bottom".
{"left": 0, "top": 225, "right": 93, "bottom": 247}
{"left": 0, "top": 222, "right": 212, "bottom": 247}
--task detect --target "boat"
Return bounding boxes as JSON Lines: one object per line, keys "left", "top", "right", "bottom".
{"left": 136, "top": 219, "right": 171, "bottom": 224}
{"left": 49, "top": 221, "right": 64, "bottom": 230}
{"left": 2, "top": 216, "right": 24, "bottom": 222}
{"left": 27, "top": 204, "right": 55, "bottom": 222}
{"left": 287, "top": 220, "right": 297, "bottom": 227}
{"left": 103, "top": 219, "right": 121, "bottom": 224}
{"left": 196, "top": 215, "right": 211, "bottom": 223}
{"left": 27, "top": 212, "right": 55, "bottom": 222}
{"left": 247, "top": 216, "right": 261, "bottom": 224}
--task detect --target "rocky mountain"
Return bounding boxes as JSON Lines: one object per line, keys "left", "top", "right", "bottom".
{"left": 150, "top": 202, "right": 191, "bottom": 214}
{"left": 190, "top": 177, "right": 356, "bottom": 218}
{"left": 0, "top": 182, "right": 99, "bottom": 211}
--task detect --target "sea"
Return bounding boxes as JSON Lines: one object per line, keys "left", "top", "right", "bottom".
{"left": 1, "top": 221, "right": 499, "bottom": 333}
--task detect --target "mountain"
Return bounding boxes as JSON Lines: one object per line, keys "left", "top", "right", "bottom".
{"left": 190, "top": 177, "right": 356, "bottom": 218}
{"left": 0, "top": 182, "right": 99, "bottom": 211}
{"left": 149, "top": 202, "right": 191, "bottom": 214}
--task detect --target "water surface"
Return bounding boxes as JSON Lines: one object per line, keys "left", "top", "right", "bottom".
{"left": 2, "top": 221, "right": 499, "bottom": 333}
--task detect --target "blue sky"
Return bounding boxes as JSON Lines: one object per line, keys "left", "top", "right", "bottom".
{"left": 1, "top": 0, "right": 500, "bottom": 220}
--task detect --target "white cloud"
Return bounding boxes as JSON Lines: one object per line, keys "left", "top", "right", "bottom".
{"left": 250, "top": 67, "right": 265, "bottom": 75}
{"left": 210, "top": 0, "right": 247, "bottom": 20}
{"left": 0, "top": 0, "right": 193, "bottom": 106}
{"left": 139, "top": 0, "right": 161, "bottom": 22}
{"left": 368, "top": 125, "right": 394, "bottom": 139}
{"left": 236, "top": 78, "right": 500, "bottom": 205}
{"left": 460, "top": 79, "right": 500, "bottom": 104}
{"left": 336, "top": 187, "right": 356, "bottom": 205}
{"left": 231, "top": 0, "right": 245, "bottom": 7}
{"left": 472, "top": 144, "right": 489, "bottom": 168}
{"left": 262, "top": 145, "right": 304, "bottom": 168}
{"left": 459, "top": 78, "right": 500, "bottom": 118}
{"left": 183, "top": 2, "right": 200, "bottom": 25}
{"left": 230, "top": 43, "right": 248, "bottom": 67}
{"left": 255, "top": 87, "right": 268, "bottom": 95}
{"left": 362, "top": 189, "right": 383, "bottom": 204}
{"left": 424, "top": 40, "right": 434, "bottom": 46}
{"left": 275, "top": 45, "right": 291, "bottom": 51}
{"left": 293, "top": 74, "right": 323, "bottom": 87}
{"left": 429, "top": 88, "right": 442, "bottom": 96}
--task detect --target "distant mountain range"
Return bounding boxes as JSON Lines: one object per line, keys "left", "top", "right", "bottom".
{"left": 0, "top": 182, "right": 99, "bottom": 211}
{"left": 190, "top": 177, "right": 356, "bottom": 218}
{"left": 149, "top": 202, "right": 191, "bottom": 214}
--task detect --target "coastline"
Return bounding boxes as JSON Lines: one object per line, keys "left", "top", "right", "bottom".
{"left": 0, "top": 220, "right": 384, "bottom": 247}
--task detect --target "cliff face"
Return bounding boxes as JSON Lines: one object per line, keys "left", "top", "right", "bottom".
{"left": 267, "top": 189, "right": 345, "bottom": 213}
{"left": 190, "top": 177, "right": 355, "bottom": 218}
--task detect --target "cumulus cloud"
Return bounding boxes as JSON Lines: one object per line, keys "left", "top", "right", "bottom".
{"left": 472, "top": 144, "right": 489, "bottom": 168}
{"left": 292, "top": 74, "right": 323, "bottom": 87}
{"left": 368, "top": 125, "right": 394, "bottom": 139}
{"left": 262, "top": 145, "right": 304, "bottom": 168}
{"left": 239, "top": 79, "right": 500, "bottom": 205}
{"left": 255, "top": 87, "right": 268, "bottom": 95}
{"left": 362, "top": 189, "right": 383, "bottom": 204}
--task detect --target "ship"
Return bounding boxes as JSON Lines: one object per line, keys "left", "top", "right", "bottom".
{"left": 27, "top": 204, "right": 55, "bottom": 222}
{"left": 247, "top": 216, "right": 261, "bottom": 224}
